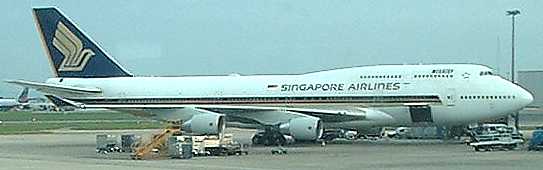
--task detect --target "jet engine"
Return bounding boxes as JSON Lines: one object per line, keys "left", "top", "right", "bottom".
{"left": 279, "top": 117, "right": 323, "bottom": 141}
{"left": 182, "top": 113, "right": 225, "bottom": 135}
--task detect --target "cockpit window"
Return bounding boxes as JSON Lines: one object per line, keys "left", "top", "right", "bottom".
{"left": 479, "top": 71, "right": 494, "bottom": 76}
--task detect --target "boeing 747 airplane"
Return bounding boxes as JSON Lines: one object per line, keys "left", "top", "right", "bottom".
{"left": 0, "top": 88, "right": 29, "bottom": 111}
{"left": 6, "top": 7, "right": 533, "bottom": 145}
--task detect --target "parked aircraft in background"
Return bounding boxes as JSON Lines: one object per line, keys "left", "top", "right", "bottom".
{"left": 0, "top": 88, "right": 29, "bottom": 111}
{"left": 6, "top": 7, "right": 534, "bottom": 145}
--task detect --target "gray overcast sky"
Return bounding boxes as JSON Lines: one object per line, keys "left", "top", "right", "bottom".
{"left": 1, "top": 0, "right": 542, "bottom": 97}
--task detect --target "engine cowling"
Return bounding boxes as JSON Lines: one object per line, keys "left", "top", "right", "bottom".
{"left": 279, "top": 117, "right": 323, "bottom": 141}
{"left": 182, "top": 114, "right": 225, "bottom": 135}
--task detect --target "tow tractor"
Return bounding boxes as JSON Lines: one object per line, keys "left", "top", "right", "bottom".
{"left": 467, "top": 124, "right": 524, "bottom": 151}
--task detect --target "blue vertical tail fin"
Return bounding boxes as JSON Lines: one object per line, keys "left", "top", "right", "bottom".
{"left": 32, "top": 7, "right": 132, "bottom": 78}
{"left": 17, "top": 88, "right": 29, "bottom": 103}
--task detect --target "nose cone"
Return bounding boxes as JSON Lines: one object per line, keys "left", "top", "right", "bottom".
{"left": 517, "top": 86, "right": 534, "bottom": 107}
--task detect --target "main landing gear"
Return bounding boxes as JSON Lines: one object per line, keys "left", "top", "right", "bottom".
{"left": 251, "top": 126, "right": 287, "bottom": 146}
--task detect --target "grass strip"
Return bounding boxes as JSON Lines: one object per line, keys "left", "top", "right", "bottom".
{"left": 0, "top": 121, "right": 162, "bottom": 135}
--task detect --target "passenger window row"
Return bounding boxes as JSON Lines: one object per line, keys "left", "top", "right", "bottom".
{"left": 459, "top": 95, "right": 516, "bottom": 100}
{"left": 413, "top": 74, "right": 453, "bottom": 78}
{"left": 360, "top": 75, "right": 402, "bottom": 79}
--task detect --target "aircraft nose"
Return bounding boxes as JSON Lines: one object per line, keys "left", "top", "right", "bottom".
{"left": 517, "top": 85, "right": 534, "bottom": 107}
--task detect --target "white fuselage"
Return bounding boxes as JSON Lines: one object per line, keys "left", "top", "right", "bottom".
{"left": 43, "top": 64, "right": 533, "bottom": 128}
{"left": 0, "top": 99, "right": 19, "bottom": 108}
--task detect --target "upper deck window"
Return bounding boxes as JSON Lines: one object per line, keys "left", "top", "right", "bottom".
{"left": 479, "top": 71, "right": 494, "bottom": 76}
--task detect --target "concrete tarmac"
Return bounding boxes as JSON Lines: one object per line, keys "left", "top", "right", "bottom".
{"left": 1, "top": 129, "right": 542, "bottom": 170}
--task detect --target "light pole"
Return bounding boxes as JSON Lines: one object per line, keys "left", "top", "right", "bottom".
{"left": 507, "top": 9, "right": 520, "bottom": 83}
{"left": 506, "top": 9, "right": 520, "bottom": 130}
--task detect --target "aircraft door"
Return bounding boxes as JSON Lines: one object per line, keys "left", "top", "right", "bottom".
{"left": 445, "top": 88, "right": 456, "bottom": 106}
{"left": 409, "top": 105, "right": 433, "bottom": 123}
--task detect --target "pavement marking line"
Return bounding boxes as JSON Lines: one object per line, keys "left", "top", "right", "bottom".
{"left": 0, "top": 154, "right": 280, "bottom": 170}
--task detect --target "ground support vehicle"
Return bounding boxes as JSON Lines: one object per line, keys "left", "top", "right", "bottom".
{"left": 467, "top": 124, "right": 524, "bottom": 151}
{"left": 528, "top": 127, "right": 543, "bottom": 151}
{"left": 96, "top": 134, "right": 121, "bottom": 154}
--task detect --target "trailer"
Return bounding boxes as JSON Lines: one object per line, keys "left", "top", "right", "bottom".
{"left": 167, "top": 136, "right": 193, "bottom": 159}
{"left": 96, "top": 134, "right": 121, "bottom": 154}
{"left": 468, "top": 124, "right": 524, "bottom": 151}
{"left": 121, "top": 134, "right": 139, "bottom": 153}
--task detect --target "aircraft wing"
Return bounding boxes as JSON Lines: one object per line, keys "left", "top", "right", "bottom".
{"left": 202, "top": 106, "right": 366, "bottom": 123}
{"left": 42, "top": 95, "right": 366, "bottom": 123}
{"left": 5, "top": 80, "right": 102, "bottom": 95}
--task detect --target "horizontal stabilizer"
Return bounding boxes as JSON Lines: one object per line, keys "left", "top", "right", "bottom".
{"left": 44, "top": 95, "right": 81, "bottom": 107}
{"left": 5, "top": 80, "right": 101, "bottom": 95}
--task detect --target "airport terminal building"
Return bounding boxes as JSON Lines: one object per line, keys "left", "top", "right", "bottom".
{"left": 517, "top": 70, "right": 543, "bottom": 128}
{"left": 518, "top": 70, "right": 543, "bottom": 108}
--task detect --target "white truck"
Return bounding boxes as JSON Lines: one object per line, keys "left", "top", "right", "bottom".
{"left": 186, "top": 134, "right": 247, "bottom": 156}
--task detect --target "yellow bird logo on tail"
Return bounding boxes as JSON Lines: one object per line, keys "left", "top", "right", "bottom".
{"left": 52, "top": 22, "right": 95, "bottom": 72}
